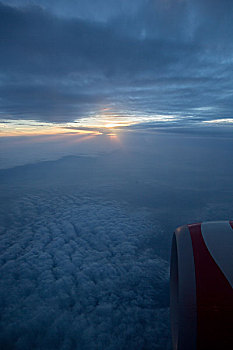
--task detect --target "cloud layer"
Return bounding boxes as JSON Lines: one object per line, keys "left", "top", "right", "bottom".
{"left": 0, "top": 0, "right": 233, "bottom": 123}
{"left": 1, "top": 130, "right": 233, "bottom": 348}
{"left": 0, "top": 191, "right": 170, "bottom": 349}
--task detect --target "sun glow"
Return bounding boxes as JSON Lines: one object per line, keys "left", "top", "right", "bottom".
{"left": 0, "top": 112, "right": 179, "bottom": 137}
{"left": 104, "top": 123, "right": 119, "bottom": 128}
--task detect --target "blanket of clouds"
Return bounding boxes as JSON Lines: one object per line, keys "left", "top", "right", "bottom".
{"left": 0, "top": 191, "right": 170, "bottom": 349}
{"left": 1, "top": 130, "right": 233, "bottom": 349}
{"left": 0, "top": 0, "right": 233, "bottom": 123}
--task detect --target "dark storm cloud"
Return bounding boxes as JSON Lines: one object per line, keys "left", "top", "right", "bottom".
{"left": 0, "top": 0, "right": 233, "bottom": 123}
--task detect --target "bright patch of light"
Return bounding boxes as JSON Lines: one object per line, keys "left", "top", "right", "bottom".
{"left": 203, "top": 118, "right": 233, "bottom": 124}
{"left": 0, "top": 113, "right": 178, "bottom": 136}
{"left": 105, "top": 123, "right": 118, "bottom": 128}
{"left": 0, "top": 119, "right": 101, "bottom": 136}
{"left": 70, "top": 113, "right": 178, "bottom": 130}
{"left": 193, "top": 106, "right": 214, "bottom": 111}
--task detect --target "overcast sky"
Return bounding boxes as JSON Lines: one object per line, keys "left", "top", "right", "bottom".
{"left": 0, "top": 0, "right": 233, "bottom": 130}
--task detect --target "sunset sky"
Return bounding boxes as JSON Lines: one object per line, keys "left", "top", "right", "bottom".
{"left": 0, "top": 0, "right": 233, "bottom": 137}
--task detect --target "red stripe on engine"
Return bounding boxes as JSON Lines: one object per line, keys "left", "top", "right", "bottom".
{"left": 230, "top": 220, "right": 233, "bottom": 229}
{"left": 188, "top": 223, "right": 233, "bottom": 350}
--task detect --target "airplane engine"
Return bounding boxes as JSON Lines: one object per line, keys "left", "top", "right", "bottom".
{"left": 170, "top": 221, "right": 233, "bottom": 350}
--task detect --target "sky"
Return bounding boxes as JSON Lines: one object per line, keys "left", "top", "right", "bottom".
{"left": 0, "top": 0, "right": 233, "bottom": 135}
{"left": 0, "top": 1, "right": 233, "bottom": 350}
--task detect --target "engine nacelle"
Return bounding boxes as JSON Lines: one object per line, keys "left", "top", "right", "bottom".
{"left": 170, "top": 221, "right": 233, "bottom": 349}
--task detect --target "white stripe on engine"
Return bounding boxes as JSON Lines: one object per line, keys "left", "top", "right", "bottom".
{"left": 201, "top": 221, "right": 233, "bottom": 288}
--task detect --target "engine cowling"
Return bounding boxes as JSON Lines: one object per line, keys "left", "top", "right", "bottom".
{"left": 170, "top": 221, "right": 233, "bottom": 350}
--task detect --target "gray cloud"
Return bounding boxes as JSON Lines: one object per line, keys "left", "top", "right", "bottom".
{"left": 0, "top": 1, "right": 233, "bottom": 123}
{"left": 0, "top": 191, "right": 170, "bottom": 349}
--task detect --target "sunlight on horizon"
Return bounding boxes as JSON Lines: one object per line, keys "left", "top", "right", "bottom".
{"left": 0, "top": 113, "right": 178, "bottom": 137}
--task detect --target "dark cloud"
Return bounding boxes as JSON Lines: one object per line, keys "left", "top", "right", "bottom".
{"left": 0, "top": 0, "right": 233, "bottom": 123}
